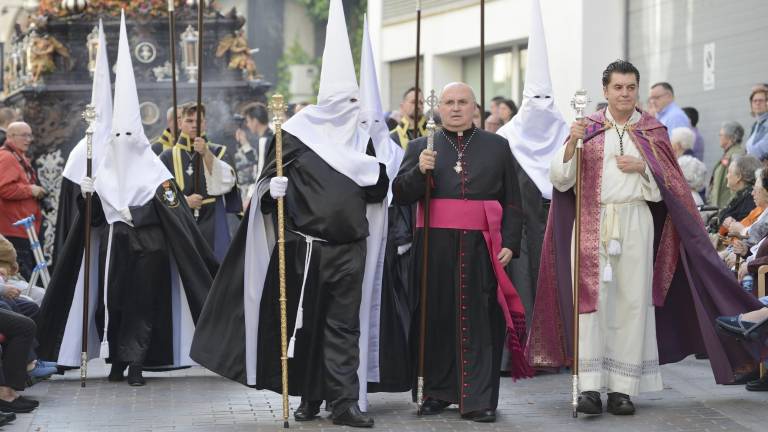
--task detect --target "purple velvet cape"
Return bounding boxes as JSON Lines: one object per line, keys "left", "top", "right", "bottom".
{"left": 526, "top": 109, "right": 763, "bottom": 384}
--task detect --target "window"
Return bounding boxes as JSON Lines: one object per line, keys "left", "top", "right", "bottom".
{"left": 462, "top": 45, "right": 527, "bottom": 109}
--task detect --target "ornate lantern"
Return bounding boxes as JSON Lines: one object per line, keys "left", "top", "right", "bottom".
{"left": 180, "top": 25, "right": 199, "bottom": 83}
{"left": 86, "top": 25, "right": 99, "bottom": 77}
{"left": 60, "top": 0, "right": 87, "bottom": 14}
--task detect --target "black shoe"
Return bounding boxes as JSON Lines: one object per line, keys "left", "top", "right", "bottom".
{"left": 716, "top": 313, "right": 768, "bottom": 341}
{"left": 332, "top": 405, "right": 374, "bottom": 428}
{"left": 461, "top": 409, "right": 496, "bottom": 423}
{"left": 420, "top": 398, "right": 451, "bottom": 415}
{"left": 730, "top": 370, "right": 760, "bottom": 385}
{"left": 576, "top": 391, "right": 602, "bottom": 415}
{"left": 694, "top": 353, "right": 709, "bottom": 360}
{"left": 746, "top": 375, "right": 768, "bottom": 391}
{"left": 294, "top": 400, "right": 322, "bottom": 421}
{"left": 0, "top": 412, "right": 15, "bottom": 426}
{"left": 607, "top": 392, "right": 635, "bottom": 415}
{"left": 127, "top": 365, "right": 145, "bottom": 387}
{"left": 108, "top": 362, "right": 127, "bottom": 382}
{"left": 0, "top": 397, "right": 37, "bottom": 413}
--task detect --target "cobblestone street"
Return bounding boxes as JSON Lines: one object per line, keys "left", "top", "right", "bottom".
{"left": 3, "top": 357, "right": 766, "bottom": 431}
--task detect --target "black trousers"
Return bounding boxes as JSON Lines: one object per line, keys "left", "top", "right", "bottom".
{"left": 259, "top": 234, "right": 366, "bottom": 414}
{"left": 7, "top": 236, "right": 35, "bottom": 282}
{"left": 0, "top": 308, "right": 36, "bottom": 390}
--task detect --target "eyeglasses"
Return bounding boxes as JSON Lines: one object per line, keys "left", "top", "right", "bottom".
{"left": 9, "top": 133, "right": 32, "bottom": 139}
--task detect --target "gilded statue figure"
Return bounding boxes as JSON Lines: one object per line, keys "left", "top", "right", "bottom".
{"left": 216, "top": 30, "right": 259, "bottom": 81}
{"left": 28, "top": 33, "right": 71, "bottom": 83}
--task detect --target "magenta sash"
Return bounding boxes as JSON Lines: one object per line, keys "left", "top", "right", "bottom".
{"left": 417, "top": 198, "right": 532, "bottom": 378}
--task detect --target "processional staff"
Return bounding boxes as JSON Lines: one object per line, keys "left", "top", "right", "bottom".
{"left": 193, "top": 0, "right": 204, "bottom": 220}
{"left": 413, "top": 0, "right": 422, "bottom": 138}
{"left": 269, "top": 94, "right": 291, "bottom": 429}
{"left": 167, "top": 0, "right": 179, "bottom": 143}
{"left": 416, "top": 89, "right": 438, "bottom": 415}
{"left": 479, "top": 0, "right": 486, "bottom": 129}
{"left": 570, "top": 89, "right": 589, "bottom": 418}
{"left": 80, "top": 103, "right": 97, "bottom": 388}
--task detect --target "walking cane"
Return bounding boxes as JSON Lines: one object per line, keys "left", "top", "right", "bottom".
{"left": 80, "top": 103, "right": 97, "bottom": 388}
{"left": 167, "top": 0, "right": 179, "bottom": 143}
{"left": 269, "top": 94, "right": 290, "bottom": 429}
{"left": 193, "top": 0, "right": 204, "bottom": 221}
{"left": 12, "top": 215, "right": 50, "bottom": 289}
{"left": 570, "top": 89, "right": 589, "bottom": 418}
{"left": 413, "top": 1, "right": 422, "bottom": 139}
{"left": 416, "top": 90, "right": 438, "bottom": 415}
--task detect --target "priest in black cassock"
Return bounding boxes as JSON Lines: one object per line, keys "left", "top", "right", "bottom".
{"left": 158, "top": 102, "right": 240, "bottom": 261}
{"left": 393, "top": 82, "right": 532, "bottom": 423}
{"left": 36, "top": 13, "right": 217, "bottom": 387}
{"left": 190, "top": 1, "right": 391, "bottom": 428}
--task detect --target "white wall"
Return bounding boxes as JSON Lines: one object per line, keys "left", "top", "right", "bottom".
{"left": 370, "top": 0, "right": 626, "bottom": 117}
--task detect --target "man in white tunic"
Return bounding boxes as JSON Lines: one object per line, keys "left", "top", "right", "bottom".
{"left": 549, "top": 62, "right": 662, "bottom": 414}
{"left": 527, "top": 60, "right": 765, "bottom": 417}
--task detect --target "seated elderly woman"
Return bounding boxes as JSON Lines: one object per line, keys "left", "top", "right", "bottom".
{"left": 722, "top": 168, "right": 768, "bottom": 265}
{"left": 708, "top": 155, "right": 762, "bottom": 233}
{"left": 708, "top": 121, "right": 746, "bottom": 209}
{"left": 671, "top": 127, "right": 708, "bottom": 206}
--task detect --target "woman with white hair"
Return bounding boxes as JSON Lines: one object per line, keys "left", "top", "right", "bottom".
{"left": 671, "top": 127, "right": 707, "bottom": 206}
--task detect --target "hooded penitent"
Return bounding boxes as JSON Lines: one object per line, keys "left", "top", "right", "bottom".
{"left": 496, "top": 0, "right": 567, "bottom": 200}
{"left": 94, "top": 10, "right": 172, "bottom": 224}
{"left": 190, "top": 0, "right": 388, "bottom": 413}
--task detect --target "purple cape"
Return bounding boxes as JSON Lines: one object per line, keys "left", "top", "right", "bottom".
{"left": 526, "top": 109, "right": 763, "bottom": 384}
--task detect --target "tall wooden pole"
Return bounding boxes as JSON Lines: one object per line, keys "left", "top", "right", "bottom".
{"left": 168, "top": 0, "right": 179, "bottom": 142}
{"left": 416, "top": 90, "right": 438, "bottom": 415}
{"left": 480, "top": 0, "right": 486, "bottom": 129}
{"left": 270, "top": 94, "right": 290, "bottom": 429}
{"left": 414, "top": 1, "right": 422, "bottom": 138}
{"left": 193, "top": 0, "right": 204, "bottom": 220}
{"left": 570, "top": 89, "right": 589, "bottom": 418}
{"left": 80, "top": 104, "right": 97, "bottom": 388}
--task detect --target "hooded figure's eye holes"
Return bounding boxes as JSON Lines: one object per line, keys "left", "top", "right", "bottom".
{"left": 350, "top": 98, "right": 358, "bottom": 103}
{"left": 116, "top": 133, "right": 121, "bottom": 136}
{"left": 126, "top": 132, "right": 132, "bottom": 136}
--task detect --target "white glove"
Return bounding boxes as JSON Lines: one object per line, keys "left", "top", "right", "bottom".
{"left": 397, "top": 243, "right": 412, "bottom": 256}
{"left": 270, "top": 176, "right": 288, "bottom": 199}
{"left": 119, "top": 208, "right": 133, "bottom": 223}
{"left": 80, "top": 176, "right": 95, "bottom": 197}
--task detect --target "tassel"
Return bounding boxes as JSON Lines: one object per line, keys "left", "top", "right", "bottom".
{"left": 607, "top": 239, "right": 622, "bottom": 256}
{"left": 602, "top": 262, "right": 613, "bottom": 282}
{"left": 287, "top": 337, "right": 296, "bottom": 358}
{"left": 295, "top": 308, "right": 304, "bottom": 329}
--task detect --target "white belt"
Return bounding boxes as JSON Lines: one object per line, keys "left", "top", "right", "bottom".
{"left": 287, "top": 230, "right": 327, "bottom": 358}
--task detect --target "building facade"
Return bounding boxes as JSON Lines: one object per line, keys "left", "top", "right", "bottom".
{"left": 372, "top": 0, "right": 768, "bottom": 170}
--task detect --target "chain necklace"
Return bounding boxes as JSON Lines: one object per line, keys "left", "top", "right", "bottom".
{"left": 440, "top": 127, "right": 478, "bottom": 174}
{"left": 614, "top": 122, "right": 629, "bottom": 156}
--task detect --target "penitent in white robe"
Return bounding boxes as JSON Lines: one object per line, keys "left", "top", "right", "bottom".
{"left": 550, "top": 109, "right": 664, "bottom": 396}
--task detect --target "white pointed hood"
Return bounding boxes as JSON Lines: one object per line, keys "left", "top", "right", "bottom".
{"left": 94, "top": 10, "right": 172, "bottom": 224}
{"left": 63, "top": 19, "right": 112, "bottom": 185}
{"left": 496, "top": 0, "right": 568, "bottom": 199}
{"left": 359, "top": 15, "right": 404, "bottom": 200}
{"left": 282, "top": 0, "right": 380, "bottom": 187}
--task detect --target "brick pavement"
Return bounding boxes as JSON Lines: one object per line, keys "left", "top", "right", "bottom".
{"left": 5, "top": 357, "right": 767, "bottom": 431}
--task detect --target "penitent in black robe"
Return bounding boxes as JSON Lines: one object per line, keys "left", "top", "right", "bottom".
{"left": 158, "top": 134, "right": 241, "bottom": 261}
{"left": 191, "top": 132, "right": 388, "bottom": 412}
{"left": 51, "top": 177, "right": 82, "bottom": 270}
{"left": 36, "top": 181, "right": 218, "bottom": 367}
{"left": 393, "top": 126, "right": 524, "bottom": 414}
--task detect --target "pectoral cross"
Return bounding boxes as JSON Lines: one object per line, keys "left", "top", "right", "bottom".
{"left": 454, "top": 160, "right": 463, "bottom": 174}
{"left": 186, "top": 164, "right": 194, "bottom": 176}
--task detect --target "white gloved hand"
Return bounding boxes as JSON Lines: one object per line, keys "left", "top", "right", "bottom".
{"left": 80, "top": 176, "right": 95, "bottom": 197}
{"left": 270, "top": 176, "right": 288, "bottom": 199}
{"left": 397, "top": 243, "right": 412, "bottom": 256}
{"left": 119, "top": 208, "right": 133, "bottom": 223}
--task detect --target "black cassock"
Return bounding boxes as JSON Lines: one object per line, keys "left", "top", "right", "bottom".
{"left": 158, "top": 134, "right": 241, "bottom": 261}
{"left": 393, "top": 126, "right": 523, "bottom": 414}
{"left": 191, "top": 132, "right": 388, "bottom": 413}
{"left": 36, "top": 181, "right": 218, "bottom": 367}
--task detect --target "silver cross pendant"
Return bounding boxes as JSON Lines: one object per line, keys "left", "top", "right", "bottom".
{"left": 186, "top": 164, "right": 194, "bottom": 176}
{"left": 454, "top": 160, "right": 463, "bottom": 174}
